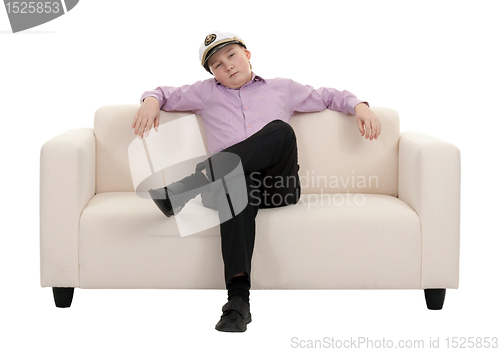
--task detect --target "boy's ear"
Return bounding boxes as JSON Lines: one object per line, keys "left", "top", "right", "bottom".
{"left": 244, "top": 49, "right": 251, "bottom": 61}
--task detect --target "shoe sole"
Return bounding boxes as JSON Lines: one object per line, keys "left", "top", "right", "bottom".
{"left": 215, "top": 314, "right": 252, "bottom": 332}
{"left": 148, "top": 188, "right": 174, "bottom": 217}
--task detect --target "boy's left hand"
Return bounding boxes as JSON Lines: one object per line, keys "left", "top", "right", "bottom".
{"left": 354, "top": 103, "right": 381, "bottom": 140}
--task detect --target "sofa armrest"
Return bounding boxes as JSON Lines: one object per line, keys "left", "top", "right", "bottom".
{"left": 40, "top": 128, "right": 96, "bottom": 288}
{"left": 398, "top": 131, "right": 461, "bottom": 289}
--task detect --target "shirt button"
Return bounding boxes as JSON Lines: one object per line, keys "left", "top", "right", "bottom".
{"left": 245, "top": 107, "right": 248, "bottom": 110}
{"left": 247, "top": 124, "right": 251, "bottom": 127}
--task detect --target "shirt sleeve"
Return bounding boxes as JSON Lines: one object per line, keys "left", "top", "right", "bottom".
{"left": 288, "top": 79, "right": 369, "bottom": 116}
{"left": 139, "top": 80, "right": 206, "bottom": 115}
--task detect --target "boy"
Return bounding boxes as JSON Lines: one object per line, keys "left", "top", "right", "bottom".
{"left": 132, "top": 31, "right": 381, "bottom": 332}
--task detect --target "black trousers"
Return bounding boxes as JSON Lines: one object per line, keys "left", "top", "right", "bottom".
{"left": 195, "top": 120, "right": 301, "bottom": 289}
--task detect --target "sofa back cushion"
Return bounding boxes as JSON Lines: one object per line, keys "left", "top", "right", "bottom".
{"left": 94, "top": 105, "right": 399, "bottom": 196}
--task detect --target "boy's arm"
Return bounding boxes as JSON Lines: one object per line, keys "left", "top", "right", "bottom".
{"left": 288, "top": 79, "right": 365, "bottom": 115}
{"left": 133, "top": 80, "right": 206, "bottom": 139}
{"left": 140, "top": 80, "right": 205, "bottom": 113}
{"left": 288, "top": 79, "right": 381, "bottom": 140}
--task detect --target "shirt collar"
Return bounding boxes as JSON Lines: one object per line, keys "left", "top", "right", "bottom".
{"left": 251, "top": 72, "right": 266, "bottom": 83}
{"left": 215, "top": 72, "right": 266, "bottom": 89}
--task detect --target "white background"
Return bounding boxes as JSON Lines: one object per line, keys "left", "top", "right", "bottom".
{"left": 1, "top": 0, "right": 499, "bottom": 350}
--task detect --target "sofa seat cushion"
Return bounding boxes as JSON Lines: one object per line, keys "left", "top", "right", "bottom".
{"left": 79, "top": 192, "right": 421, "bottom": 289}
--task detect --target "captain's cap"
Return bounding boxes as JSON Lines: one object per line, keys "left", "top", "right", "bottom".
{"left": 199, "top": 31, "right": 246, "bottom": 74}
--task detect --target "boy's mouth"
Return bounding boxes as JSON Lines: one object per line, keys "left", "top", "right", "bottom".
{"left": 230, "top": 72, "right": 238, "bottom": 78}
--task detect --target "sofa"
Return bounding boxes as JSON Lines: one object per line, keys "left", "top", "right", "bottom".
{"left": 40, "top": 105, "right": 461, "bottom": 310}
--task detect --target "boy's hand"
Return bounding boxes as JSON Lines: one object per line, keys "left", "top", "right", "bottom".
{"left": 354, "top": 103, "right": 381, "bottom": 140}
{"left": 132, "top": 97, "right": 160, "bottom": 139}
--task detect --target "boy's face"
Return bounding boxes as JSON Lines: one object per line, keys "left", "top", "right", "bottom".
{"left": 207, "top": 44, "right": 252, "bottom": 89}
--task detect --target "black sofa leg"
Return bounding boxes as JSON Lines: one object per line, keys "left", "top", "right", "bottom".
{"left": 424, "top": 289, "right": 446, "bottom": 310}
{"left": 52, "top": 287, "right": 74, "bottom": 308}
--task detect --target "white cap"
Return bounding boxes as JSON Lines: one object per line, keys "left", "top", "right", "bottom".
{"left": 199, "top": 31, "right": 246, "bottom": 74}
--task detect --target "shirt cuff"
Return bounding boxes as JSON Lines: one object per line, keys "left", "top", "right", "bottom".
{"left": 348, "top": 100, "right": 370, "bottom": 115}
{"left": 140, "top": 94, "right": 160, "bottom": 105}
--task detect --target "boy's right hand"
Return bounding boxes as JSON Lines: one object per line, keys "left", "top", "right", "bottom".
{"left": 132, "top": 97, "right": 160, "bottom": 139}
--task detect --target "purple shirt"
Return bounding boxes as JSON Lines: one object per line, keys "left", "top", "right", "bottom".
{"left": 140, "top": 72, "right": 368, "bottom": 156}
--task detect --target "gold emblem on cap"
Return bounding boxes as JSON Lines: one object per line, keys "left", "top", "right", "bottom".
{"left": 205, "top": 34, "right": 216, "bottom": 46}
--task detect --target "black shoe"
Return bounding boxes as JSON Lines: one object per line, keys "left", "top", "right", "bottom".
{"left": 148, "top": 173, "right": 210, "bottom": 218}
{"left": 215, "top": 296, "right": 252, "bottom": 332}
{"left": 148, "top": 187, "right": 176, "bottom": 217}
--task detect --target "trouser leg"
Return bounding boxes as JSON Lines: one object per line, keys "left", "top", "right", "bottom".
{"left": 215, "top": 173, "right": 260, "bottom": 289}
{"left": 199, "top": 120, "right": 301, "bottom": 289}
{"left": 196, "top": 120, "right": 300, "bottom": 185}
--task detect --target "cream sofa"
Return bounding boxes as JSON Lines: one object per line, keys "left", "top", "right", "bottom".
{"left": 40, "top": 105, "right": 460, "bottom": 310}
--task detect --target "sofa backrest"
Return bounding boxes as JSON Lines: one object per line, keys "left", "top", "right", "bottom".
{"left": 94, "top": 105, "right": 399, "bottom": 196}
